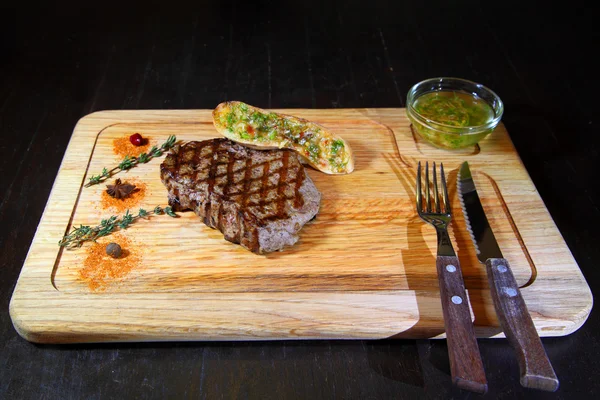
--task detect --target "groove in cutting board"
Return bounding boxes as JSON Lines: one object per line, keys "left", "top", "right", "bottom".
{"left": 51, "top": 122, "right": 532, "bottom": 294}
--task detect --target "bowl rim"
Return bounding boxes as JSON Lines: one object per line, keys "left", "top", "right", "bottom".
{"left": 406, "top": 77, "right": 504, "bottom": 135}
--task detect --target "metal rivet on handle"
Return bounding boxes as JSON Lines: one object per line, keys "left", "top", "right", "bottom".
{"left": 451, "top": 296, "right": 463, "bottom": 305}
{"left": 446, "top": 265, "right": 456, "bottom": 273}
{"left": 497, "top": 265, "right": 507, "bottom": 272}
{"left": 504, "top": 288, "right": 517, "bottom": 297}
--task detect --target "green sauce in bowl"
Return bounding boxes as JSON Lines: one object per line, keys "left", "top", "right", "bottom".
{"left": 406, "top": 78, "right": 503, "bottom": 149}
{"left": 414, "top": 91, "right": 495, "bottom": 128}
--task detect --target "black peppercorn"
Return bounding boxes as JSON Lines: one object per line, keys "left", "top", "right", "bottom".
{"left": 105, "top": 242, "right": 122, "bottom": 258}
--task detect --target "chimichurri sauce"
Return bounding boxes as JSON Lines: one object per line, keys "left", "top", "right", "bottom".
{"left": 413, "top": 91, "right": 495, "bottom": 127}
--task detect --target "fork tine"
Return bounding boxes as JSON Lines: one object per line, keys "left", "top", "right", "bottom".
{"left": 441, "top": 163, "right": 450, "bottom": 213}
{"left": 433, "top": 162, "right": 441, "bottom": 213}
{"left": 425, "top": 161, "right": 431, "bottom": 212}
{"left": 416, "top": 161, "right": 422, "bottom": 212}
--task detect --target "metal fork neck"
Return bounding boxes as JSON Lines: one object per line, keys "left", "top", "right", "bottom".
{"left": 435, "top": 226, "right": 456, "bottom": 257}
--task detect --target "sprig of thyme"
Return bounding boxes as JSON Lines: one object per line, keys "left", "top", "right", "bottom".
{"left": 85, "top": 135, "right": 177, "bottom": 187}
{"left": 58, "top": 206, "right": 178, "bottom": 248}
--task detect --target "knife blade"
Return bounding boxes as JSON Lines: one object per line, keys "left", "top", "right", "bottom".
{"left": 457, "top": 161, "right": 559, "bottom": 392}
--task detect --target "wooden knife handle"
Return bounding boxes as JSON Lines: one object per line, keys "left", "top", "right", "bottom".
{"left": 486, "top": 258, "right": 559, "bottom": 392}
{"left": 436, "top": 255, "right": 488, "bottom": 394}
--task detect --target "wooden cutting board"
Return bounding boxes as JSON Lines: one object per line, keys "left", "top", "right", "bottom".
{"left": 9, "top": 109, "right": 592, "bottom": 343}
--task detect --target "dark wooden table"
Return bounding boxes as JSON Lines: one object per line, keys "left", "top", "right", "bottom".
{"left": 2, "top": 2, "right": 598, "bottom": 398}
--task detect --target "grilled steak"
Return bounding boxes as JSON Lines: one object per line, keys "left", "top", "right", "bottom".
{"left": 160, "top": 138, "right": 321, "bottom": 254}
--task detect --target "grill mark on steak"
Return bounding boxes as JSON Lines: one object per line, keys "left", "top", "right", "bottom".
{"left": 226, "top": 150, "right": 235, "bottom": 196}
{"left": 160, "top": 138, "right": 321, "bottom": 253}
{"left": 294, "top": 166, "right": 305, "bottom": 209}
{"left": 261, "top": 162, "right": 270, "bottom": 201}
{"left": 278, "top": 151, "right": 289, "bottom": 217}
{"left": 204, "top": 140, "right": 218, "bottom": 226}
{"left": 241, "top": 157, "right": 252, "bottom": 208}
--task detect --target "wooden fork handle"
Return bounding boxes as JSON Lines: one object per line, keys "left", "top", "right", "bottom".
{"left": 486, "top": 258, "right": 559, "bottom": 392}
{"left": 436, "top": 255, "right": 488, "bottom": 394}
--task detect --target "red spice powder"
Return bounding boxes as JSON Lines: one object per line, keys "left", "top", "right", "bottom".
{"left": 79, "top": 233, "right": 141, "bottom": 292}
{"left": 100, "top": 180, "right": 147, "bottom": 213}
{"left": 113, "top": 134, "right": 152, "bottom": 158}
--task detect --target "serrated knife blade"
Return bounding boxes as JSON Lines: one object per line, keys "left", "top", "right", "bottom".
{"left": 457, "top": 161, "right": 559, "bottom": 392}
{"left": 457, "top": 161, "right": 503, "bottom": 261}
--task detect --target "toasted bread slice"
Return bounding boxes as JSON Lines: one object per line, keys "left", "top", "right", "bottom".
{"left": 212, "top": 101, "right": 354, "bottom": 174}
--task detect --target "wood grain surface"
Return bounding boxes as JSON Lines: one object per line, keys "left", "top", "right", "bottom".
{"left": 8, "top": 108, "right": 592, "bottom": 343}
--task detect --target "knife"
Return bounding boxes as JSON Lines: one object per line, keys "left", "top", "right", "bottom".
{"left": 457, "top": 161, "right": 559, "bottom": 392}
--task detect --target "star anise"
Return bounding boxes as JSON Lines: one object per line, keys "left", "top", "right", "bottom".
{"left": 106, "top": 179, "right": 137, "bottom": 199}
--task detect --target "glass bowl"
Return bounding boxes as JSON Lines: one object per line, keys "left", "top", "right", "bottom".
{"left": 406, "top": 77, "right": 504, "bottom": 149}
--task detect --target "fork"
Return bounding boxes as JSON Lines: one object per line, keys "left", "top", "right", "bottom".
{"left": 416, "top": 161, "right": 488, "bottom": 394}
